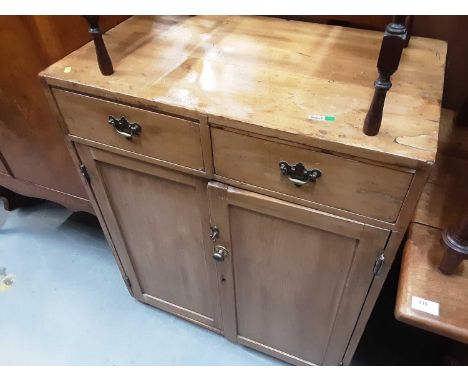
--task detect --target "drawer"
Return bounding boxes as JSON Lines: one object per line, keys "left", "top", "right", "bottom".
{"left": 212, "top": 128, "right": 413, "bottom": 222}
{"left": 54, "top": 89, "right": 204, "bottom": 170}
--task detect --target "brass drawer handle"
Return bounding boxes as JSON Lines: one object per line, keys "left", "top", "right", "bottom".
{"left": 279, "top": 160, "right": 322, "bottom": 187}
{"left": 108, "top": 116, "right": 141, "bottom": 139}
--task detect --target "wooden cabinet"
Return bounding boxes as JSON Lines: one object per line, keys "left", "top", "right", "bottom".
{"left": 74, "top": 141, "right": 390, "bottom": 365}
{"left": 41, "top": 16, "right": 446, "bottom": 364}
{"left": 0, "top": 16, "right": 127, "bottom": 213}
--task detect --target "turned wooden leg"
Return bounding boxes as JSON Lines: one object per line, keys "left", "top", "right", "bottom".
{"left": 0, "top": 186, "right": 41, "bottom": 212}
{"left": 363, "top": 16, "right": 407, "bottom": 136}
{"left": 0, "top": 186, "right": 17, "bottom": 211}
{"left": 455, "top": 97, "right": 468, "bottom": 127}
{"left": 404, "top": 16, "right": 413, "bottom": 48}
{"left": 83, "top": 16, "right": 114, "bottom": 76}
{"left": 440, "top": 212, "right": 468, "bottom": 275}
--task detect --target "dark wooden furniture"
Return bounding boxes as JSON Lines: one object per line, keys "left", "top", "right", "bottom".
{"left": 41, "top": 16, "right": 446, "bottom": 365}
{"left": 440, "top": 211, "right": 468, "bottom": 275}
{"left": 0, "top": 16, "right": 127, "bottom": 213}
{"left": 363, "top": 16, "right": 409, "bottom": 136}
{"left": 83, "top": 16, "right": 114, "bottom": 76}
{"left": 397, "top": 223, "right": 468, "bottom": 344}
{"left": 396, "top": 109, "right": 468, "bottom": 344}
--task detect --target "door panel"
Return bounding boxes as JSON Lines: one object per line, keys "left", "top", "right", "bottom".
{"left": 231, "top": 205, "right": 357, "bottom": 363}
{"left": 207, "top": 182, "right": 389, "bottom": 365}
{"left": 76, "top": 144, "right": 221, "bottom": 330}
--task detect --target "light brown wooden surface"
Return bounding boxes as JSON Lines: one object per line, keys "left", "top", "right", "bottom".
{"left": 54, "top": 89, "right": 205, "bottom": 171}
{"left": 212, "top": 127, "right": 413, "bottom": 222}
{"left": 207, "top": 182, "right": 389, "bottom": 365}
{"left": 76, "top": 145, "right": 222, "bottom": 330}
{"left": 396, "top": 224, "right": 468, "bottom": 343}
{"left": 395, "top": 109, "right": 468, "bottom": 344}
{"left": 42, "top": 15, "right": 447, "bottom": 167}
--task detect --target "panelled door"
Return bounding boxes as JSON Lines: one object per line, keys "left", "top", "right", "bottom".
{"left": 207, "top": 182, "right": 389, "bottom": 365}
{"left": 76, "top": 144, "right": 222, "bottom": 331}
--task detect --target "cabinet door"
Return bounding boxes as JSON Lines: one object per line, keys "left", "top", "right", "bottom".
{"left": 76, "top": 144, "right": 222, "bottom": 330}
{"left": 207, "top": 182, "right": 389, "bottom": 365}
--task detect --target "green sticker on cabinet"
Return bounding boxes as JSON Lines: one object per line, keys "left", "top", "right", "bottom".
{"left": 308, "top": 114, "right": 335, "bottom": 122}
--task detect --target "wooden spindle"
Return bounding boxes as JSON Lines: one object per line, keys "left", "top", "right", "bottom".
{"left": 393, "top": 15, "right": 407, "bottom": 25}
{"left": 83, "top": 16, "right": 114, "bottom": 76}
{"left": 455, "top": 97, "right": 468, "bottom": 126}
{"left": 439, "top": 211, "right": 468, "bottom": 275}
{"left": 403, "top": 16, "right": 413, "bottom": 48}
{"left": 363, "top": 17, "right": 407, "bottom": 136}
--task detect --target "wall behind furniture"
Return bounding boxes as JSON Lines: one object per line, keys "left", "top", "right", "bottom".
{"left": 412, "top": 16, "right": 468, "bottom": 112}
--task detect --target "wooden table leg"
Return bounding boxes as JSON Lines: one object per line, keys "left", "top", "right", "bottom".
{"left": 0, "top": 186, "right": 17, "bottom": 211}
{"left": 0, "top": 186, "right": 42, "bottom": 212}
{"left": 455, "top": 97, "right": 468, "bottom": 126}
{"left": 403, "top": 16, "right": 413, "bottom": 48}
{"left": 440, "top": 211, "right": 468, "bottom": 275}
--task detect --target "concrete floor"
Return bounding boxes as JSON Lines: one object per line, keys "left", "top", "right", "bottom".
{"left": 0, "top": 201, "right": 284, "bottom": 365}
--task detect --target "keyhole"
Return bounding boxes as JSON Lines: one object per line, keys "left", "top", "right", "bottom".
{"left": 221, "top": 275, "right": 226, "bottom": 283}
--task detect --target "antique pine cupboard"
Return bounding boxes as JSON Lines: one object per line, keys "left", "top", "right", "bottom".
{"left": 40, "top": 16, "right": 446, "bottom": 365}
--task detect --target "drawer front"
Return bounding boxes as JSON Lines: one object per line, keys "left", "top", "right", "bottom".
{"left": 212, "top": 128, "right": 413, "bottom": 222}
{"left": 54, "top": 89, "right": 204, "bottom": 170}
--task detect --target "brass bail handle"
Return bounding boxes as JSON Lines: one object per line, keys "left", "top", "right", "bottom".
{"left": 108, "top": 115, "right": 142, "bottom": 139}
{"left": 279, "top": 161, "right": 322, "bottom": 187}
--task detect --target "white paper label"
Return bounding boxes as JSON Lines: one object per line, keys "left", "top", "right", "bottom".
{"left": 411, "top": 296, "right": 439, "bottom": 316}
{"left": 308, "top": 114, "right": 335, "bottom": 122}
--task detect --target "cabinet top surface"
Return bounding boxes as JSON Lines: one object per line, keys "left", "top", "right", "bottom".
{"left": 42, "top": 15, "right": 447, "bottom": 166}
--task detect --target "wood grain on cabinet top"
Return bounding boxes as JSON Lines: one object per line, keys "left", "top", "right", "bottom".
{"left": 41, "top": 15, "right": 447, "bottom": 167}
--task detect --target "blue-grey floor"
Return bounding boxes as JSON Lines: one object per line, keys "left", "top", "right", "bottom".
{"left": 0, "top": 201, "right": 285, "bottom": 365}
